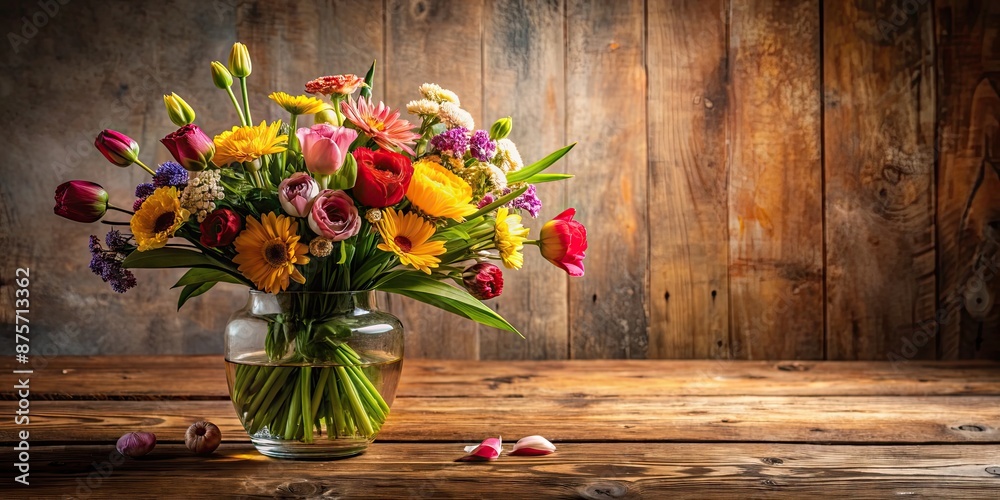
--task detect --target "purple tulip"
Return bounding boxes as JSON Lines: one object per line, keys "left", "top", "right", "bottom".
{"left": 95, "top": 129, "right": 140, "bottom": 167}
{"left": 296, "top": 124, "right": 358, "bottom": 175}
{"left": 308, "top": 189, "right": 360, "bottom": 241}
{"left": 54, "top": 180, "right": 109, "bottom": 223}
{"left": 278, "top": 172, "right": 320, "bottom": 217}
{"left": 161, "top": 124, "right": 216, "bottom": 171}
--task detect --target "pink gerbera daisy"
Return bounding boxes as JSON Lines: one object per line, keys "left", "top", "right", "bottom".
{"left": 341, "top": 98, "right": 421, "bottom": 155}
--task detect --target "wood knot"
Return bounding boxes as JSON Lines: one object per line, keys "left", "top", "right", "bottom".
{"left": 280, "top": 480, "right": 323, "bottom": 496}
{"left": 409, "top": 0, "right": 430, "bottom": 20}
{"left": 761, "top": 457, "right": 784, "bottom": 465}
{"left": 776, "top": 362, "right": 810, "bottom": 372}
{"left": 985, "top": 466, "right": 1000, "bottom": 476}
{"left": 578, "top": 481, "right": 629, "bottom": 499}
{"left": 955, "top": 424, "right": 987, "bottom": 432}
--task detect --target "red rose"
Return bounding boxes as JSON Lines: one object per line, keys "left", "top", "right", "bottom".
{"left": 351, "top": 147, "right": 413, "bottom": 208}
{"left": 538, "top": 208, "right": 587, "bottom": 277}
{"left": 199, "top": 208, "right": 242, "bottom": 247}
{"left": 462, "top": 263, "right": 504, "bottom": 300}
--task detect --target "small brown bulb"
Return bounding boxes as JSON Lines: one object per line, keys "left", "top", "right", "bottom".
{"left": 185, "top": 420, "right": 222, "bottom": 455}
{"left": 117, "top": 431, "right": 156, "bottom": 458}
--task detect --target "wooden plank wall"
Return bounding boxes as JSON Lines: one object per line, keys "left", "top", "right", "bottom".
{"left": 0, "top": 0, "right": 997, "bottom": 360}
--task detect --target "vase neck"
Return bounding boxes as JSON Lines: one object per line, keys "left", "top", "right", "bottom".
{"left": 248, "top": 291, "right": 378, "bottom": 316}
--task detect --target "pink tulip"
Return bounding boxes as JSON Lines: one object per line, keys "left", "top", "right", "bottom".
{"left": 278, "top": 172, "right": 319, "bottom": 217}
{"left": 53, "top": 180, "right": 109, "bottom": 223}
{"left": 458, "top": 437, "right": 502, "bottom": 462}
{"left": 296, "top": 124, "right": 358, "bottom": 175}
{"left": 95, "top": 129, "right": 139, "bottom": 167}
{"left": 510, "top": 435, "right": 556, "bottom": 456}
{"left": 308, "top": 189, "right": 360, "bottom": 242}
{"left": 161, "top": 124, "right": 215, "bottom": 171}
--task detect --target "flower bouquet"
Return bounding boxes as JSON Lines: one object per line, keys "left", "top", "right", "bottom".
{"left": 54, "top": 42, "right": 587, "bottom": 458}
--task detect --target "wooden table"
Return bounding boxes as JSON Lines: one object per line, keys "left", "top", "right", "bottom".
{"left": 2, "top": 357, "right": 1000, "bottom": 498}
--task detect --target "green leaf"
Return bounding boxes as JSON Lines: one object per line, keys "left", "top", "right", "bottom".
{"left": 360, "top": 60, "right": 376, "bottom": 100}
{"left": 522, "top": 173, "right": 574, "bottom": 184}
{"left": 123, "top": 248, "right": 220, "bottom": 269}
{"left": 172, "top": 268, "right": 245, "bottom": 289}
{"left": 177, "top": 282, "right": 216, "bottom": 310}
{"left": 376, "top": 273, "right": 522, "bottom": 337}
{"left": 506, "top": 143, "right": 576, "bottom": 184}
{"left": 461, "top": 185, "right": 528, "bottom": 222}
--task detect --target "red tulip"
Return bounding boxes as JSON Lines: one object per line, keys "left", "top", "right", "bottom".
{"left": 463, "top": 263, "right": 504, "bottom": 300}
{"left": 161, "top": 124, "right": 215, "bottom": 171}
{"left": 54, "top": 181, "right": 109, "bottom": 223}
{"left": 95, "top": 129, "right": 139, "bottom": 167}
{"left": 538, "top": 208, "right": 587, "bottom": 277}
{"left": 199, "top": 208, "right": 242, "bottom": 247}
{"left": 351, "top": 147, "right": 413, "bottom": 208}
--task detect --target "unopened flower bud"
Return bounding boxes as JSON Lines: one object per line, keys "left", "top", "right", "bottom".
{"left": 94, "top": 129, "right": 140, "bottom": 167}
{"left": 228, "top": 42, "right": 252, "bottom": 78}
{"left": 489, "top": 116, "right": 512, "bottom": 140}
{"left": 163, "top": 92, "right": 196, "bottom": 127}
{"left": 309, "top": 237, "right": 333, "bottom": 257}
{"left": 365, "top": 208, "right": 382, "bottom": 223}
{"left": 211, "top": 61, "right": 233, "bottom": 89}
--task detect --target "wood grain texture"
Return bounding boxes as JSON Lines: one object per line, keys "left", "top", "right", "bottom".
{"left": 7, "top": 356, "right": 1000, "bottom": 400}
{"left": 823, "top": 0, "right": 938, "bottom": 360}
{"left": 0, "top": 0, "right": 244, "bottom": 356}
{"left": 646, "top": 0, "right": 731, "bottom": 359}
{"left": 479, "top": 0, "right": 569, "bottom": 360}
{"left": 27, "top": 443, "right": 1000, "bottom": 498}
{"left": 935, "top": 0, "right": 1000, "bottom": 360}
{"left": 8, "top": 395, "right": 1000, "bottom": 444}
{"left": 728, "top": 0, "right": 824, "bottom": 360}
{"left": 565, "top": 0, "right": 648, "bottom": 359}
{"left": 383, "top": 0, "right": 485, "bottom": 359}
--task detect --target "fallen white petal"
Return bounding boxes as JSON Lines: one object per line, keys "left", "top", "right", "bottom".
{"left": 510, "top": 435, "right": 556, "bottom": 456}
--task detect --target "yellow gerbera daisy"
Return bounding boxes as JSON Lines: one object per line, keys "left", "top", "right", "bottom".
{"left": 494, "top": 207, "right": 529, "bottom": 270}
{"left": 213, "top": 121, "right": 287, "bottom": 166}
{"left": 375, "top": 208, "right": 447, "bottom": 274}
{"left": 268, "top": 91, "right": 332, "bottom": 115}
{"left": 406, "top": 158, "right": 477, "bottom": 221}
{"left": 130, "top": 187, "right": 190, "bottom": 252}
{"left": 232, "top": 212, "right": 310, "bottom": 293}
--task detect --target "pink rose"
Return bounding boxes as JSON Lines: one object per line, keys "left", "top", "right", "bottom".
{"left": 308, "top": 189, "right": 360, "bottom": 241}
{"left": 278, "top": 172, "right": 319, "bottom": 217}
{"left": 296, "top": 124, "right": 358, "bottom": 175}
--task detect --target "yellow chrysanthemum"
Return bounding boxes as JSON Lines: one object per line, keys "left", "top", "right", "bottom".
{"left": 406, "top": 158, "right": 477, "bottom": 221}
{"left": 375, "top": 208, "right": 447, "bottom": 275}
{"left": 494, "top": 207, "right": 529, "bottom": 270}
{"left": 268, "top": 91, "right": 332, "bottom": 115}
{"left": 232, "top": 212, "right": 310, "bottom": 293}
{"left": 130, "top": 187, "right": 190, "bottom": 252}
{"left": 213, "top": 121, "right": 287, "bottom": 166}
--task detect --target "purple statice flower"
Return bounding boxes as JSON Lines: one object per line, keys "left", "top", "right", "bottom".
{"left": 430, "top": 127, "right": 470, "bottom": 157}
{"left": 135, "top": 183, "right": 156, "bottom": 199}
{"left": 477, "top": 192, "right": 496, "bottom": 209}
{"left": 132, "top": 198, "right": 146, "bottom": 211}
{"left": 88, "top": 231, "right": 137, "bottom": 293}
{"left": 507, "top": 184, "right": 542, "bottom": 218}
{"left": 469, "top": 129, "right": 496, "bottom": 162}
{"left": 105, "top": 229, "right": 130, "bottom": 252}
{"left": 152, "top": 161, "right": 189, "bottom": 188}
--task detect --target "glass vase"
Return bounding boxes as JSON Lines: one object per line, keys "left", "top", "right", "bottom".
{"left": 224, "top": 291, "right": 403, "bottom": 459}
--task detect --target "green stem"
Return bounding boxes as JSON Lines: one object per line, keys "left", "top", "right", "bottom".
{"left": 134, "top": 159, "right": 156, "bottom": 176}
{"left": 288, "top": 114, "right": 300, "bottom": 153}
{"left": 226, "top": 86, "right": 247, "bottom": 126}
{"left": 284, "top": 377, "right": 302, "bottom": 439}
{"left": 239, "top": 77, "right": 253, "bottom": 124}
{"left": 300, "top": 367, "right": 313, "bottom": 443}
{"left": 328, "top": 369, "right": 345, "bottom": 438}
{"left": 337, "top": 365, "right": 374, "bottom": 437}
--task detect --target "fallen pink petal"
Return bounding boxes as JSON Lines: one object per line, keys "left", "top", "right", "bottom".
{"left": 510, "top": 435, "right": 557, "bottom": 456}
{"left": 458, "top": 437, "right": 503, "bottom": 461}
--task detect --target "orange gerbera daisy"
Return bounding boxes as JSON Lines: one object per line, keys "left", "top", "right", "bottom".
{"left": 375, "top": 208, "right": 447, "bottom": 275}
{"left": 232, "top": 212, "right": 310, "bottom": 293}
